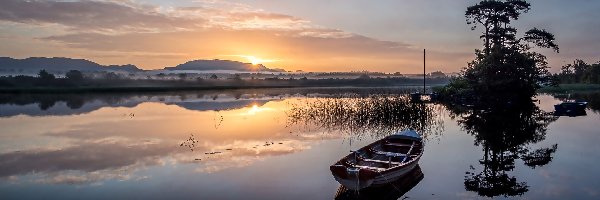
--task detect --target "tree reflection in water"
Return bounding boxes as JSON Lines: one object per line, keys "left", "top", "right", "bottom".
{"left": 448, "top": 100, "right": 559, "bottom": 197}
{"left": 286, "top": 94, "right": 444, "bottom": 140}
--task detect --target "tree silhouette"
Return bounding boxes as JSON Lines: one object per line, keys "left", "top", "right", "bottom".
{"left": 65, "top": 70, "right": 84, "bottom": 81}
{"left": 38, "top": 69, "right": 55, "bottom": 80}
{"left": 466, "top": 0, "right": 531, "bottom": 54}
{"left": 556, "top": 60, "right": 600, "bottom": 84}
{"left": 441, "top": 0, "right": 559, "bottom": 104}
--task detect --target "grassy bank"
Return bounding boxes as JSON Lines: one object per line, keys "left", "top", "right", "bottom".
{"left": 538, "top": 84, "right": 600, "bottom": 93}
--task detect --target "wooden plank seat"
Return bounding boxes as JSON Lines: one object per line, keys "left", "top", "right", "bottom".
{"left": 383, "top": 142, "right": 413, "bottom": 147}
{"left": 370, "top": 148, "right": 408, "bottom": 157}
{"left": 361, "top": 158, "right": 405, "bottom": 165}
{"left": 341, "top": 160, "right": 387, "bottom": 171}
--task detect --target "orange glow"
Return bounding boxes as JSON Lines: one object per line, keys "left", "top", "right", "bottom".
{"left": 245, "top": 104, "right": 270, "bottom": 115}
{"left": 241, "top": 55, "right": 276, "bottom": 65}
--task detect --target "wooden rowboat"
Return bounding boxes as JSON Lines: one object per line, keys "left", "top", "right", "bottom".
{"left": 330, "top": 129, "right": 424, "bottom": 190}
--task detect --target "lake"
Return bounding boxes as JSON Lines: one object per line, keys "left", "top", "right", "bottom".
{"left": 0, "top": 87, "right": 599, "bottom": 199}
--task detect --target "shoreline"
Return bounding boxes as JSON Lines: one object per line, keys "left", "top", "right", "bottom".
{"left": 538, "top": 84, "right": 600, "bottom": 93}
{"left": 0, "top": 84, "right": 446, "bottom": 94}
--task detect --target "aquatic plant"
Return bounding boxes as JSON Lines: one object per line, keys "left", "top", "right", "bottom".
{"left": 286, "top": 94, "right": 444, "bottom": 141}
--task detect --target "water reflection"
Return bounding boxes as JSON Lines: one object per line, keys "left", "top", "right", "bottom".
{"left": 286, "top": 94, "right": 445, "bottom": 140}
{"left": 0, "top": 98, "right": 316, "bottom": 185}
{"left": 0, "top": 92, "right": 274, "bottom": 117}
{"left": 334, "top": 165, "right": 424, "bottom": 200}
{"left": 0, "top": 88, "right": 419, "bottom": 187}
{"left": 446, "top": 99, "right": 559, "bottom": 197}
{"left": 0, "top": 87, "right": 419, "bottom": 117}
{"left": 1, "top": 90, "right": 599, "bottom": 199}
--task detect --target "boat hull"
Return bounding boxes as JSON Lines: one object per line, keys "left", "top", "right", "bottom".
{"left": 554, "top": 102, "right": 587, "bottom": 112}
{"left": 554, "top": 102, "right": 588, "bottom": 116}
{"left": 372, "top": 158, "right": 420, "bottom": 185}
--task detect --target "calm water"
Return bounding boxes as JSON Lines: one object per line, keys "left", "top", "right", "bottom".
{"left": 0, "top": 88, "right": 599, "bottom": 200}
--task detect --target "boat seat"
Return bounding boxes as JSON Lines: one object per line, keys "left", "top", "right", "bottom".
{"left": 383, "top": 142, "right": 413, "bottom": 147}
{"left": 341, "top": 159, "right": 387, "bottom": 171}
{"left": 372, "top": 149, "right": 407, "bottom": 157}
{"left": 361, "top": 158, "right": 405, "bottom": 165}
{"left": 354, "top": 165, "right": 386, "bottom": 171}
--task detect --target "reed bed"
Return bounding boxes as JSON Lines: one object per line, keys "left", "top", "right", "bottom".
{"left": 287, "top": 94, "right": 444, "bottom": 141}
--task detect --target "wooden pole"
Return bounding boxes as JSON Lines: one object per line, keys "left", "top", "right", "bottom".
{"left": 423, "top": 49, "right": 426, "bottom": 94}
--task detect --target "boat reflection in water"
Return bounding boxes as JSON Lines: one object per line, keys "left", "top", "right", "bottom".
{"left": 334, "top": 165, "right": 424, "bottom": 200}
{"left": 554, "top": 108, "right": 587, "bottom": 117}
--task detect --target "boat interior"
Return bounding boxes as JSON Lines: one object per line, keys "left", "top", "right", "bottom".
{"left": 342, "top": 138, "right": 423, "bottom": 171}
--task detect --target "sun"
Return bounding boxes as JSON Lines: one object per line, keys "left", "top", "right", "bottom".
{"left": 239, "top": 55, "right": 276, "bottom": 65}
{"left": 246, "top": 56, "right": 262, "bottom": 65}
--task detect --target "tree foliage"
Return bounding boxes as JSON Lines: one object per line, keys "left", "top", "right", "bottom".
{"left": 441, "top": 0, "right": 559, "bottom": 104}
{"left": 555, "top": 60, "right": 600, "bottom": 84}
{"left": 38, "top": 69, "right": 55, "bottom": 80}
{"left": 65, "top": 70, "right": 84, "bottom": 81}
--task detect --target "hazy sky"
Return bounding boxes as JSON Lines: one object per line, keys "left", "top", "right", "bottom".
{"left": 0, "top": 0, "right": 598, "bottom": 73}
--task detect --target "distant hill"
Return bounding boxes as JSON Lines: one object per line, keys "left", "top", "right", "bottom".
{"left": 164, "top": 59, "right": 286, "bottom": 72}
{"left": 0, "top": 57, "right": 142, "bottom": 73}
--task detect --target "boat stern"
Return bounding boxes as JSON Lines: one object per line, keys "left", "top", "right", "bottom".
{"left": 330, "top": 165, "right": 378, "bottom": 190}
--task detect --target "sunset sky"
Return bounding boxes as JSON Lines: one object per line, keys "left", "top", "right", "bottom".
{"left": 0, "top": 0, "right": 598, "bottom": 73}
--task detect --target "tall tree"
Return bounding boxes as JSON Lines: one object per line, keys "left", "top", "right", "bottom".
{"left": 442, "top": 0, "right": 560, "bottom": 104}
{"left": 466, "top": 0, "right": 531, "bottom": 54}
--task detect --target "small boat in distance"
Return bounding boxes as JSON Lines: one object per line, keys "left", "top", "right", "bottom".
{"left": 554, "top": 100, "right": 588, "bottom": 116}
{"left": 330, "top": 129, "right": 424, "bottom": 190}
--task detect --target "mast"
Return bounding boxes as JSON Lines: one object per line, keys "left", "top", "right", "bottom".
{"left": 423, "top": 49, "right": 426, "bottom": 94}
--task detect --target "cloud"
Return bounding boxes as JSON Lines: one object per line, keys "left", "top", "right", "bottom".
{"left": 0, "top": 0, "right": 203, "bottom": 33}
{"left": 0, "top": 0, "right": 471, "bottom": 72}
{"left": 43, "top": 29, "right": 468, "bottom": 71}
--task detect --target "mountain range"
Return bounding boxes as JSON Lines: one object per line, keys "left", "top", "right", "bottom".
{"left": 165, "top": 59, "right": 285, "bottom": 72}
{"left": 0, "top": 57, "right": 141, "bottom": 73}
{"left": 0, "top": 57, "right": 285, "bottom": 74}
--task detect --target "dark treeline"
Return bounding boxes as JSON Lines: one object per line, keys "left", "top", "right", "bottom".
{"left": 0, "top": 70, "right": 449, "bottom": 93}
{"left": 553, "top": 59, "right": 600, "bottom": 84}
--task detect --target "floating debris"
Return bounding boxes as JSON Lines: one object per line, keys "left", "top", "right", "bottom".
{"left": 214, "top": 111, "right": 224, "bottom": 129}
{"left": 180, "top": 133, "right": 198, "bottom": 151}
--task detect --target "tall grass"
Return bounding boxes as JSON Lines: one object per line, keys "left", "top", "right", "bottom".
{"left": 286, "top": 94, "right": 444, "bottom": 141}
